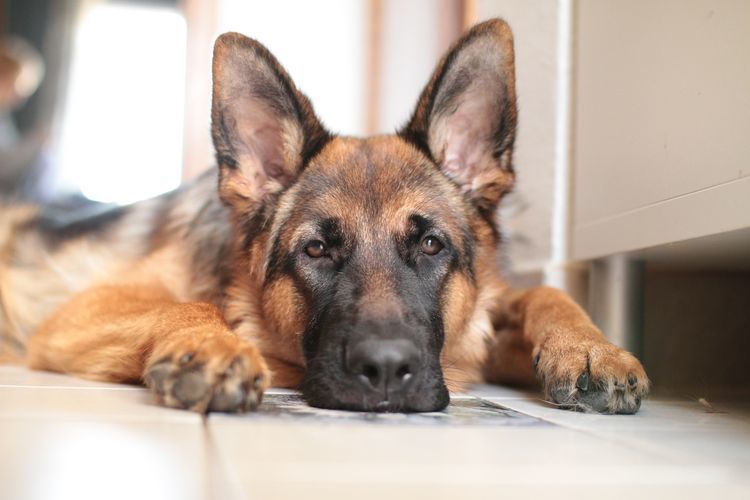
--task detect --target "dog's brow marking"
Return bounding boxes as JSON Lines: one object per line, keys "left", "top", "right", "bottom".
{"left": 263, "top": 181, "right": 305, "bottom": 277}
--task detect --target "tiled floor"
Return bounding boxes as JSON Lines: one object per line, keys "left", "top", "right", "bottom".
{"left": 1, "top": 366, "right": 749, "bottom": 499}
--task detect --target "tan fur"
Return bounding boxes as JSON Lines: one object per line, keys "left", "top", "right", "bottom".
{"left": 24, "top": 243, "right": 269, "bottom": 412}
{"left": 0, "top": 206, "right": 147, "bottom": 359}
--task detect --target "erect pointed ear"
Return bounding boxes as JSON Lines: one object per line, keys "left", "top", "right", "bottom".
{"left": 400, "top": 19, "right": 517, "bottom": 211}
{"left": 211, "top": 33, "right": 330, "bottom": 213}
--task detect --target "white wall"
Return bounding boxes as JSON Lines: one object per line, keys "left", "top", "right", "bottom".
{"left": 216, "top": 0, "right": 367, "bottom": 137}
{"left": 374, "top": 0, "right": 458, "bottom": 134}
{"left": 476, "top": 0, "right": 570, "bottom": 284}
{"left": 183, "top": 0, "right": 369, "bottom": 179}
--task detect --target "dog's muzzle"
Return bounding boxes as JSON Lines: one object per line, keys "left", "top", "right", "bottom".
{"left": 301, "top": 314, "right": 449, "bottom": 413}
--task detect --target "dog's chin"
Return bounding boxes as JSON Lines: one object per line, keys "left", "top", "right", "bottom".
{"left": 300, "top": 372, "right": 450, "bottom": 413}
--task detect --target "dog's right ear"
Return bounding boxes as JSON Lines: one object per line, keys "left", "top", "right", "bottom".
{"left": 211, "top": 33, "right": 330, "bottom": 214}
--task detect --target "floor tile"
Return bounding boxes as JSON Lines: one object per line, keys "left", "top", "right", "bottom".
{"left": 0, "top": 384, "right": 201, "bottom": 422}
{"left": 0, "top": 366, "right": 197, "bottom": 423}
{"left": 470, "top": 384, "right": 750, "bottom": 433}
{"left": 3, "top": 367, "right": 750, "bottom": 499}
{"left": 0, "top": 419, "right": 216, "bottom": 500}
{"left": 0, "top": 365, "right": 139, "bottom": 390}
{"left": 207, "top": 411, "right": 750, "bottom": 499}
{"left": 470, "top": 384, "right": 750, "bottom": 471}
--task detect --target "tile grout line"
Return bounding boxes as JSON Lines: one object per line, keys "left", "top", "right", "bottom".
{"left": 202, "top": 416, "right": 251, "bottom": 500}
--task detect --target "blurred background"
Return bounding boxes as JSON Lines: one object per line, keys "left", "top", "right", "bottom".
{"left": 0, "top": 0, "right": 748, "bottom": 398}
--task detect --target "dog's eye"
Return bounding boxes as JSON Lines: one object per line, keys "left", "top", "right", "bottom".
{"left": 420, "top": 236, "right": 443, "bottom": 256}
{"left": 304, "top": 240, "right": 327, "bottom": 258}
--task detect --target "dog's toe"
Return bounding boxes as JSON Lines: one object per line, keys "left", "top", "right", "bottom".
{"left": 144, "top": 338, "right": 269, "bottom": 413}
{"left": 171, "top": 365, "right": 211, "bottom": 408}
{"left": 207, "top": 357, "right": 266, "bottom": 412}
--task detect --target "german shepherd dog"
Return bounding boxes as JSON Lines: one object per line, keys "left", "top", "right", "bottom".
{"left": 0, "top": 20, "right": 648, "bottom": 414}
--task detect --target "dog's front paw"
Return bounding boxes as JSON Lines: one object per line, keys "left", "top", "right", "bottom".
{"left": 534, "top": 331, "right": 649, "bottom": 414}
{"left": 144, "top": 335, "right": 269, "bottom": 413}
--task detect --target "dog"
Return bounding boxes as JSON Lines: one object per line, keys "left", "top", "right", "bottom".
{"left": 0, "top": 19, "right": 648, "bottom": 414}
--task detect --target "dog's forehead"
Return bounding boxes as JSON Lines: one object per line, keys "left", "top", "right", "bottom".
{"left": 309, "top": 135, "right": 426, "bottom": 174}
{"left": 291, "top": 136, "right": 466, "bottom": 227}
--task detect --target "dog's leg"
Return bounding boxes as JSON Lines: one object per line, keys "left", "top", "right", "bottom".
{"left": 489, "top": 286, "right": 649, "bottom": 414}
{"left": 26, "top": 284, "right": 269, "bottom": 413}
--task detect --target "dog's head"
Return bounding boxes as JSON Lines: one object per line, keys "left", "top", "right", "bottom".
{"left": 211, "top": 20, "right": 517, "bottom": 412}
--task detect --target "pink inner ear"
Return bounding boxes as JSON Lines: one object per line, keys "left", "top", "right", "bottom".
{"left": 233, "top": 98, "right": 297, "bottom": 194}
{"left": 440, "top": 85, "right": 499, "bottom": 191}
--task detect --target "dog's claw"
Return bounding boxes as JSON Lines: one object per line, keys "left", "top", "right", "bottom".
{"left": 576, "top": 372, "right": 589, "bottom": 392}
{"left": 179, "top": 352, "right": 195, "bottom": 365}
{"left": 532, "top": 352, "right": 541, "bottom": 369}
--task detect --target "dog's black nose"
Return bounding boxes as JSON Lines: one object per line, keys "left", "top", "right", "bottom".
{"left": 346, "top": 338, "right": 420, "bottom": 396}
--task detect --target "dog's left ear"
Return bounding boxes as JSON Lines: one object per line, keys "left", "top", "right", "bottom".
{"left": 211, "top": 33, "right": 330, "bottom": 214}
{"left": 401, "top": 19, "right": 517, "bottom": 211}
